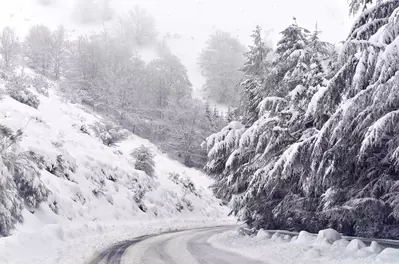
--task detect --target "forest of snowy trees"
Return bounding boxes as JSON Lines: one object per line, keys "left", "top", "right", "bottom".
{"left": 203, "top": 0, "right": 399, "bottom": 239}
{"left": 0, "top": 5, "right": 228, "bottom": 169}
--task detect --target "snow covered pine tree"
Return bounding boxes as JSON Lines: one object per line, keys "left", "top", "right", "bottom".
{"left": 204, "top": 1, "right": 399, "bottom": 239}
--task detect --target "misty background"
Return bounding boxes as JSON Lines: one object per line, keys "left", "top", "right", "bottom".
{"left": 0, "top": 0, "right": 352, "bottom": 101}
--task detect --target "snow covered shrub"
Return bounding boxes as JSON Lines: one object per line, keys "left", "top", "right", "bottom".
{"left": 72, "top": 123, "right": 91, "bottom": 135}
{"left": 90, "top": 121, "right": 129, "bottom": 147}
{"left": 1, "top": 126, "right": 49, "bottom": 210}
{"left": 131, "top": 179, "right": 152, "bottom": 213}
{"left": 79, "top": 124, "right": 90, "bottom": 135}
{"left": 0, "top": 157, "right": 23, "bottom": 236}
{"left": 131, "top": 145, "right": 155, "bottom": 177}
{"left": 6, "top": 74, "right": 40, "bottom": 109}
{"left": 168, "top": 172, "right": 198, "bottom": 196}
{"left": 0, "top": 125, "right": 49, "bottom": 235}
{"left": 182, "top": 197, "right": 194, "bottom": 211}
{"left": 92, "top": 179, "right": 106, "bottom": 197}
{"left": 44, "top": 154, "right": 77, "bottom": 181}
{"left": 176, "top": 201, "right": 184, "bottom": 212}
{"left": 10, "top": 151, "right": 50, "bottom": 209}
{"left": 31, "top": 75, "right": 51, "bottom": 97}
{"left": 0, "top": 126, "right": 23, "bottom": 236}
{"left": 168, "top": 172, "right": 180, "bottom": 184}
{"left": 181, "top": 176, "right": 196, "bottom": 194}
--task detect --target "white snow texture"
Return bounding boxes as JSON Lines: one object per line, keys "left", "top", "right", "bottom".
{"left": 209, "top": 228, "right": 399, "bottom": 264}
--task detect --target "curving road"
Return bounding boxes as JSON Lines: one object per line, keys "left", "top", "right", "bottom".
{"left": 90, "top": 226, "right": 266, "bottom": 264}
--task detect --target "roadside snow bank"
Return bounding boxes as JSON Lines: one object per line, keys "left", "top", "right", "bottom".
{"left": 208, "top": 228, "right": 399, "bottom": 264}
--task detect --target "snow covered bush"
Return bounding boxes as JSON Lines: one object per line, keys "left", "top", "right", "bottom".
{"left": 131, "top": 145, "right": 155, "bottom": 177}
{"left": 0, "top": 125, "right": 23, "bottom": 236}
{"left": 168, "top": 172, "right": 198, "bottom": 196}
{"left": 44, "top": 154, "right": 77, "bottom": 181}
{"left": 6, "top": 74, "right": 40, "bottom": 109}
{"left": 0, "top": 125, "right": 49, "bottom": 235}
{"left": 90, "top": 121, "right": 129, "bottom": 147}
{"left": 31, "top": 75, "right": 51, "bottom": 97}
{"left": 0, "top": 157, "right": 22, "bottom": 236}
{"left": 9, "top": 151, "right": 50, "bottom": 209}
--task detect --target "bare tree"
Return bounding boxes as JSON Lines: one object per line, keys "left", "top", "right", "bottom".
{"left": 50, "top": 25, "right": 68, "bottom": 80}
{"left": 198, "top": 31, "right": 246, "bottom": 105}
{"left": 118, "top": 5, "right": 157, "bottom": 46}
{"left": 147, "top": 55, "right": 192, "bottom": 109}
{"left": 25, "top": 25, "right": 52, "bottom": 76}
{"left": 0, "top": 27, "right": 20, "bottom": 70}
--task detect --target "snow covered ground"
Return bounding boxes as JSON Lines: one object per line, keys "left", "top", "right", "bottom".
{"left": 0, "top": 76, "right": 232, "bottom": 263}
{"left": 208, "top": 228, "right": 399, "bottom": 264}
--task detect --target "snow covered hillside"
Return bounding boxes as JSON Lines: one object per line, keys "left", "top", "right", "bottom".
{"left": 0, "top": 76, "right": 231, "bottom": 263}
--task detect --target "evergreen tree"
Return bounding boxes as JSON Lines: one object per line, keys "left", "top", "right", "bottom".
{"left": 205, "top": 101, "right": 213, "bottom": 126}
{"left": 213, "top": 107, "right": 220, "bottom": 122}
{"left": 304, "top": 25, "right": 332, "bottom": 87}
{"left": 272, "top": 20, "right": 310, "bottom": 95}
{"left": 226, "top": 106, "right": 235, "bottom": 122}
{"left": 242, "top": 25, "right": 271, "bottom": 78}
{"left": 203, "top": 1, "right": 399, "bottom": 239}
{"left": 238, "top": 25, "right": 272, "bottom": 125}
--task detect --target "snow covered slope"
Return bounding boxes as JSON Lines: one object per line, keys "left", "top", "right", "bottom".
{"left": 0, "top": 79, "right": 231, "bottom": 263}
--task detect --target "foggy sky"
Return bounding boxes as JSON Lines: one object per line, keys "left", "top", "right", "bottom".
{"left": 1, "top": 0, "right": 353, "bottom": 46}
{"left": 127, "top": 0, "right": 353, "bottom": 46}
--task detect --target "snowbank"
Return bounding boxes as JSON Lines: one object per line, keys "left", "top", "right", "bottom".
{"left": 208, "top": 228, "right": 399, "bottom": 264}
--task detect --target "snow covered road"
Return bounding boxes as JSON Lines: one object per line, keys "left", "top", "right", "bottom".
{"left": 90, "top": 226, "right": 265, "bottom": 264}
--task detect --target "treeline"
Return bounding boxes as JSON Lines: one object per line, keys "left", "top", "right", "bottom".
{"left": 203, "top": 0, "right": 399, "bottom": 239}
{"left": 0, "top": 5, "right": 227, "bottom": 168}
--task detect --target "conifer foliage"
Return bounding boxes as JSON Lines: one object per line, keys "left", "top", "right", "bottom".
{"left": 204, "top": 1, "right": 399, "bottom": 239}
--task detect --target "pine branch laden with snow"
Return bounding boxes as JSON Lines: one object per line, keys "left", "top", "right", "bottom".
{"left": 203, "top": 121, "right": 246, "bottom": 176}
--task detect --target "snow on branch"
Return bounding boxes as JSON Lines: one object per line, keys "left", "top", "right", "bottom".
{"left": 359, "top": 109, "right": 399, "bottom": 156}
